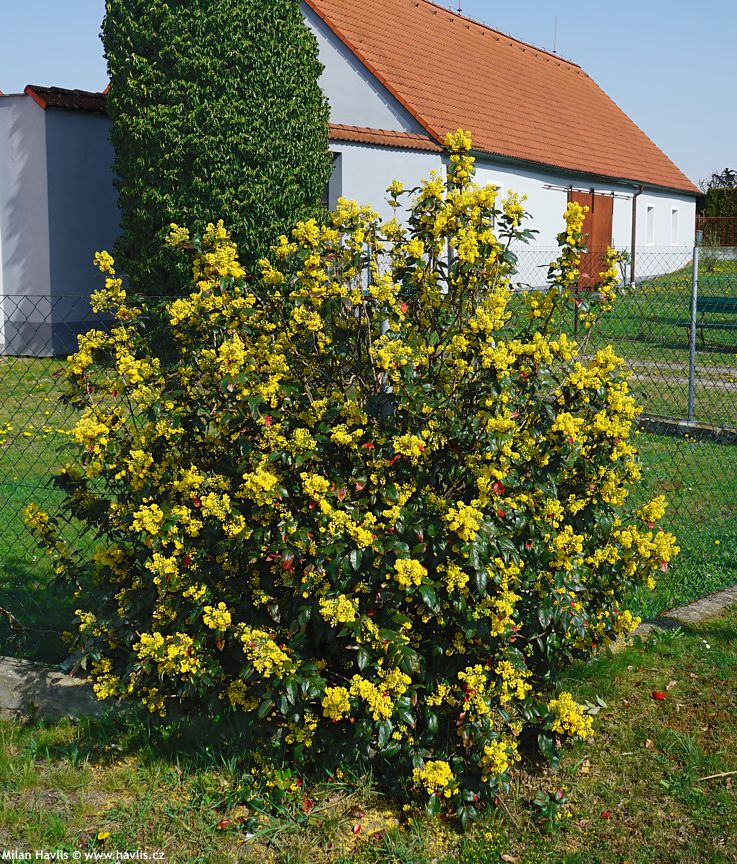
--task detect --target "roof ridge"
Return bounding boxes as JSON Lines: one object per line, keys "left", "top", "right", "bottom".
{"left": 418, "top": 0, "right": 582, "bottom": 69}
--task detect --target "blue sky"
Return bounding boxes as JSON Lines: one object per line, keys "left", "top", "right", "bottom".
{"left": 1, "top": 0, "right": 734, "bottom": 186}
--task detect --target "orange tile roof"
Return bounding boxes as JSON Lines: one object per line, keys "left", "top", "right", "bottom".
{"left": 329, "top": 123, "right": 442, "bottom": 152}
{"left": 306, "top": 0, "right": 698, "bottom": 194}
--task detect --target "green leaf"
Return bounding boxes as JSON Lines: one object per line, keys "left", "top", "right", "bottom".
{"left": 377, "top": 719, "right": 393, "bottom": 749}
{"left": 257, "top": 698, "right": 274, "bottom": 720}
{"left": 357, "top": 646, "right": 371, "bottom": 672}
{"left": 418, "top": 585, "right": 439, "bottom": 611}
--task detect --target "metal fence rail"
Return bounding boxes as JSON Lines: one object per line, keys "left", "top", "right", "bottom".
{"left": 0, "top": 249, "right": 735, "bottom": 661}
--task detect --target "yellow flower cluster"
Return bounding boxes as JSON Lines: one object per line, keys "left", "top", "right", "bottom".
{"left": 393, "top": 558, "right": 427, "bottom": 590}
{"left": 90, "top": 657, "right": 121, "bottom": 701}
{"left": 319, "top": 594, "right": 357, "bottom": 627}
{"left": 443, "top": 563, "right": 469, "bottom": 593}
{"left": 479, "top": 738, "right": 520, "bottom": 780}
{"left": 134, "top": 632, "right": 200, "bottom": 677}
{"left": 612, "top": 608, "right": 641, "bottom": 637}
{"left": 322, "top": 685, "right": 351, "bottom": 720}
{"left": 413, "top": 760, "right": 457, "bottom": 797}
{"left": 203, "top": 602, "right": 232, "bottom": 631}
{"left": 350, "top": 675, "right": 394, "bottom": 720}
{"left": 444, "top": 501, "right": 483, "bottom": 542}
{"left": 547, "top": 691, "right": 594, "bottom": 738}
{"left": 638, "top": 496, "right": 667, "bottom": 525}
{"left": 239, "top": 627, "right": 293, "bottom": 678}
{"left": 131, "top": 503, "right": 165, "bottom": 535}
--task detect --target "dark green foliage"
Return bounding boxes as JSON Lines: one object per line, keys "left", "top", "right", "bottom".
{"left": 102, "top": 0, "right": 332, "bottom": 292}
{"left": 701, "top": 169, "right": 737, "bottom": 217}
{"left": 704, "top": 188, "right": 737, "bottom": 217}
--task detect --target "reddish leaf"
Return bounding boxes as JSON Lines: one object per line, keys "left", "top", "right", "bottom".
{"left": 651, "top": 691, "right": 667, "bottom": 701}
{"left": 302, "top": 798, "right": 314, "bottom": 813}
{"left": 600, "top": 810, "right": 612, "bottom": 820}
{"left": 217, "top": 819, "right": 232, "bottom": 831}
{"left": 353, "top": 824, "right": 361, "bottom": 835}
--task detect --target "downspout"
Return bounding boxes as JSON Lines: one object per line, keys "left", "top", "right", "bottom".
{"left": 630, "top": 185, "right": 644, "bottom": 287}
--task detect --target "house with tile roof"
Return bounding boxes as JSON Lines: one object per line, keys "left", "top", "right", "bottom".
{"left": 304, "top": 0, "right": 698, "bottom": 279}
{"left": 0, "top": 0, "right": 697, "bottom": 354}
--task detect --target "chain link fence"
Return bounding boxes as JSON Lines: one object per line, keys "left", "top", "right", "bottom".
{"left": 1, "top": 248, "right": 736, "bottom": 660}
{"left": 514, "top": 244, "right": 737, "bottom": 617}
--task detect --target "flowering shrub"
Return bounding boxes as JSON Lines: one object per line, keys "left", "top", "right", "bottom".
{"left": 28, "top": 131, "right": 678, "bottom": 824}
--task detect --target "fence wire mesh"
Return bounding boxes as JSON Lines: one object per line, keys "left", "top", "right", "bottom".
{"left": 0, "top": 250, "right": 735, "bottom": 661}
{"left": 515, "top": 245, "right": 737, "bottom": 617}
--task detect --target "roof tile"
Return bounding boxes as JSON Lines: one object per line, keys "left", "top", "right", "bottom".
{"left": 24, "top": 85, "right": 107, "bottom": 114}
{"left": 328, "top": 123, "right": 442, "bottom": 152}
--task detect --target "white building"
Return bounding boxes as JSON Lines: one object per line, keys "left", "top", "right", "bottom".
{"left": 305, "top": 0, "right": 698, "bottom": 284}
{"left": 0, "top": 0, "right": 698, "bottom": 353}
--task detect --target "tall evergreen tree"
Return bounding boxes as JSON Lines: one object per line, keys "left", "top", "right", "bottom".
{"left": 102, "top": 0, "right": 332, "bottom": 292}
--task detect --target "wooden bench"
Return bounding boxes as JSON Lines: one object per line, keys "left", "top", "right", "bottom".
{"left": 684, "top": 296, "right": 737, "bottom": 344}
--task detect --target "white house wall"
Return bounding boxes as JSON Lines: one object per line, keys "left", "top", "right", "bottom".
{"left": 632, "top": 189, "right": 696, "bottom": 278}
{"left": 0, "top": 95, "right": 52, "bottom": 355}
{"left": 469, "top": 156, "right": 695, "bottom": 283}
{"left": 302, "top": 2, "right": 424, "bottom": 134}
{"left": 331, "top": 141, "right": 442, "bottom": 223}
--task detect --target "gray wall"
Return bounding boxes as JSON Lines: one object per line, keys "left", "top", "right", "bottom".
{"left": 45, "top": 109, "right": 119, "bottom": 355}
{"left": 0, "top": 95, "right": 53, "bottom": 355}
{"left": 302, "top": 2, "right": 425, "bottom": 134}
{"left": 0, "top": 99, "right": 119, "bottom": 356}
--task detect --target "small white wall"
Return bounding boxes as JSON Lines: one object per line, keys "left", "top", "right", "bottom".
{"left": 631, "top": 189, "right": 696, "bottom": 278}
{"left": 302, "top": 2, "right": 425, "bottom": 134}
{"left": 0, "top": 95, "right": 52, "bottom": 355}
{"left": 331, "top": 141, "right": 442, "bottom": 222}
{"left": 45, "top": 109, "right": 119, "bottom": 355}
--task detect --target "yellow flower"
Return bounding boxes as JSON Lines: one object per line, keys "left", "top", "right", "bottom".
{"left": 203, "top": 602, "right": 232, "bottom": 631}
{"left": 412, "top": 760, "right": 456, "bottom": 797}
{"left": 239, "top": 626, "right": 293, "bottom": 678}
{"left": 319, "top": 595, "right": 357, "bottom": 627}
{"left": 444, "top": 501, "right": 484, "bottom": 542}
{"left": 322, "top": 686, "right": 351, "bottom": 720}
{"left": 393, "top": 559, "right": 426, "bottom": 590}
{"left": 547, "top": 691, "right": 594, "bottom": 738}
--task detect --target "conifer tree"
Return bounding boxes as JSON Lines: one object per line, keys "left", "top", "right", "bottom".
{"left": 102, "top": 0, "right": 332, "bottom": 292}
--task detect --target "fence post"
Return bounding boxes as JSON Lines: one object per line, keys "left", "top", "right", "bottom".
{"left": 688, "top": 237, "right": 700, "bottom": 423}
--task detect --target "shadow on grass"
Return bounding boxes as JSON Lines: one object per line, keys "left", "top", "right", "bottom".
{"left": 20, "top": 705, "right": 263, "bottom": 777}
{"left": 0, "top": 555, "right": 84, "bottom": 664}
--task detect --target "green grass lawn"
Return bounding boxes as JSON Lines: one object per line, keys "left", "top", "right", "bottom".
{"left": 0, "top": 356, "right": 89, "bottom": 664}
{"left": 1, "top": 605, "right": 735, "bottom": 863}
{"left": 576, "top": 257, "right": 737, "bottom": 427}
